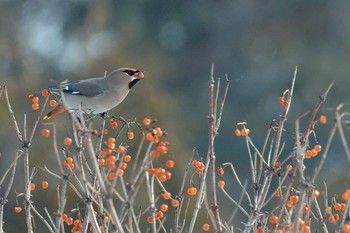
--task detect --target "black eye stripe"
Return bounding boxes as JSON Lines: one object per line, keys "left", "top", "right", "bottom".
{"left": 123, "top": 69, "right": 139, "bottom": 76}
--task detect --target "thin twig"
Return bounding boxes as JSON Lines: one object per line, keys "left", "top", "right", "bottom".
{"left": 4, "top": 85, "right": 23, "bottom": 141}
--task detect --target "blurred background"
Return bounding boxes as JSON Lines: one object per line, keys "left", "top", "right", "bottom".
{"left": 1, "top": 1, "right": 350, "bottom": 232}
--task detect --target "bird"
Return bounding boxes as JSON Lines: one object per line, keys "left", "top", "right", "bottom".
{"left": 43, "top": 67, "right": 144, "bottom": 119}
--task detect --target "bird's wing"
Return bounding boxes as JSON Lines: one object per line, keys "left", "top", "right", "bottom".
{"left": 63, "top": 80, "right": 106, "bottom": 97}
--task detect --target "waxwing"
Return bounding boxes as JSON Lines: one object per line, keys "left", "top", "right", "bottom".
{"left": 44, "top": 67, "right": 144, "bottom": 119}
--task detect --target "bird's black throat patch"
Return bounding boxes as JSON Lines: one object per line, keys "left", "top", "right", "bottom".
{"left": 129, "top": 79, "right": 141, "bottom": 89}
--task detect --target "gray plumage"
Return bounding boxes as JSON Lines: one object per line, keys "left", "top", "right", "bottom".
{"left": 44, "top": 67, "right": 144, "bottom": 119}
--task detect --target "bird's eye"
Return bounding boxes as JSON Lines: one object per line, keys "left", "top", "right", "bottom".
{"left": 123, "top": 69, "right": 138, "bottom": 76}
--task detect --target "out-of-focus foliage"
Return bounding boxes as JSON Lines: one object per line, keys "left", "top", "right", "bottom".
{"left": 1, "top": 1, "right": 350, "bottom": 232}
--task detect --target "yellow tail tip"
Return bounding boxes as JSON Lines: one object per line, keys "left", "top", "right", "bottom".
{"left": 43, "top": 115, "right": 50, "bottom": 120}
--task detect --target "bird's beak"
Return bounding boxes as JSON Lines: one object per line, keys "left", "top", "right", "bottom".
{"left": 135, "top": 71, "right": 144, "bottom": 79}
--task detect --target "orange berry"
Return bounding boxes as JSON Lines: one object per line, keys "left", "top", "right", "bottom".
{"left": 74, "top": 219, "right": 80, "bottom": 226}
{"left": 62, "top": 213, "right": 68, "bottom": 221}
{"left": 143, "top": 118, "right": 152, "bottom": 126}
{"left": 41, "top": 181, "right": 49, "bottom": 189}
{"left": 287, "top": 201, "right": 294, "bottom": 208}
{"left": 98, "top": 159, "right": 105, "bottom": 166}
{"left": 98, "top": 150, "right": 107, "bottom": 158}
{"left": 30, "top": 183, "right": 36, "bottom": 190}
{"left": 28, "top": 94, "right": 35, "bottom": 100}
{"left": 66, "top": 217, "right": 73, "bottom": 225}
{"left": 257, "top": 227, "right": 264, "bottom": 233}
{"left": 124, "top": 155, "right": 131, "bottom": 162}
{"left": 342, "top": 224, "right": 350, "bottom": 233}
{"left": 314, "top": 145, "right": 321, "bottom": 152}
{"left": 32, "top": 103, "right": 39, "bottom": 110}
{"left": 302, "top": 225, "right": 310, "bottom": 233}
{"left": 41, "top": 128, "right": 50, "bottom": 137}
{"left": 14, "top": 206, "right": 22, "bottom": 213}
{"left": 109, "top": 119, "right": 118, "bottom": 129}
{"left": 342, "top": 189, "right": 350, "bottom": 201}
{"left": 303, "top": 205, "right": 309, "bottom": 213}
{"left": 191, "top": 160, "right": 199, "bottom": 167}
{"left": 234, "top": 129, "right": 241, "bottom": 136}
{"left": 152, "top": 135, "right": 160, "bottom": 144}
{"left": 64, "top": 137, "right": 72, "bottom": 146}
{"left": 155, "top": 210, "right": 164, "bottom": 219}
{"left": 108, "top": 172, "right": 116, "bottom": 180}
{"left": 41, "top": 89, "right": 49, "bottom": 97}
{"left": 166, "top": 159, "right": 175, "bottom": 168}
{"left": 71, "top": 226, "right": 79, "bottom": 232}
{"left": 202, "top": 223, "right": 210, "bottom": 231}
{"left": 340, "top": 203, "right": 346, "bottom": 211}
{"left": 279, "top": 96, "right": 285, "bottom": 104}
{"left": 32, "top": 96, "right": 39, "bottom": 104}
{"left": 109, "top": 163, "right": 116, "bottom": 170}
{"left": 305, "top": 150, "right": 312, "bottom": 159}
{"left": 147, "top": 216, "right": 153, "bottom": 224}
{"left": 218, "top": 180, "right": 225, "bottom": 188}
{"left": 116, "top": 169, "right": 124, "bottom": 176}
{"left": 279, "top": 96, "right": 289, "bottom": 107}
{"left": 334, "top": 203, "right": 342, "bottom": 211}
{"left": 319, "top": 115, "right": 327, "bottom": 124}
{"left": 117, "top": 146, "right": 125, "bottom": 153}
{"left": 187, "top": 187, "right": 197, "bottom": 196}
{"left": 150, "top": 150, "right": 160, "bottom": 158}
{"left": 99, "top": 225, "right": 104, "bottom": 232}
{"left": 286, "top": 165, "right": 293, "bottom": 171}
{"left": 312, "top": 190, "right": 320, "bottom": 198}
{"left": 164, "top": 171, "right": 172, "bottom": 180}
{"left": 326, "top": 206, "right": 332, "bottom": 213}
{"left": 156, "top": 145, "right": 168, "bottom": 154}
{"left": 241, "top": 128, "right": 250, "bottom": 136}
{"left": 275, "top": 189, "right": 282, "bottom": 197}
{"left": 146, "top": 132, "right": 154, "bottom": 141}
{"left": 334, "top": 213, "right": 339, "bottom": 221}
{"left": 171, "top": 199, "right": 179, "bottom": 207}
{"left": 290, "top": 195, "right": 299, "bottom": 203}
{"left": 329, "top": 215, "right": 335, "bottom": 223}
{"left": 120, "top": 162, "right": 127, "bottom": 170}
{"left": 49, "top": 99, "right": 57, "bottom": 107}
{"left": 108, "top": 137, "right": 116, "bottom": 144}
{"left": 163, "top": 192, "right": 171, "bottom": 200}
{"left": 68, "top": 163, "right": 74, "bottom": 170}
{"left": 269, "top": 215, "right": 279, "bottom": 224}
{"left": 218, "top": 167, "right": 224, "bottom": 176}
{"left": 155, "top": 168, "right": 165, "bottom": 176}
{"left": 160, "top": 204, "right": 168, "bottom": 212}
{"left": 158, "top": 174, "right": 167, "bottom": 182}
{"left": 153, "top": 127, "right": 163, "bottom": 137}
{"left": 127, "top": 131, "right": 134, "bottom": 140}
{"left": 197, "top": 162, "right": 205, "bottom": 171}
{"left": 108, "top": 142, "right": 115, "bottom": 150}
{"left": 65, "top": 157, "right": 73, "bottom": 165}
{"left": 310, "top": 149, "right": 318, "bottom": 157}
{"left": 106, "top": 155, "right": 117, "bottom": 164}
{"left": 103, "top": 216, "right": 109, "bottom": 223}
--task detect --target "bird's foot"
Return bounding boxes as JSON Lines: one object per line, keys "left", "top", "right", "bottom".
{"left": 100, "top": 112, "right": 109, "bottom": 120}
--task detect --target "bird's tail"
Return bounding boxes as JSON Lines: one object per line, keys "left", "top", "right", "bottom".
{"left": 43, "top": 103, "right": 66, "bottom": 119}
